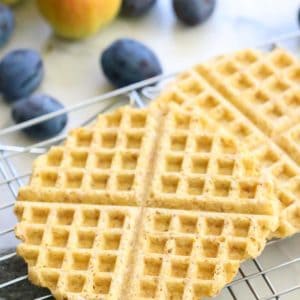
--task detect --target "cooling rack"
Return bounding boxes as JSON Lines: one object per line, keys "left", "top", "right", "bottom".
{"left": 1, "top": 31, "right": 300, "bottom": 300}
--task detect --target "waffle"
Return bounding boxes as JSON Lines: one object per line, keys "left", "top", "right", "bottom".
{"left": 153, "top": 48, "right": 300, "bottom": 238}
{"left": 15, "top": 202, "right": 141, "bottom": 300}
{"left": 196, "top": 48, "right": 300, "bottom": 138}
{"left": 18, "top": 106, "right": 162, "bottom": 206}
{"left": 147, "top": 107, "right": 277, "bottom": 217}
{"left": 195, "top": 48, "right": 300, "bottom": 166}
{"left": 127, "top": 208, "right": 276, "bottom": 299}
{"left": 15, "top": 105, "right": 279, "bottom": 299}
{"left": 277, "top": 123, "right": 300, "bottom": 164}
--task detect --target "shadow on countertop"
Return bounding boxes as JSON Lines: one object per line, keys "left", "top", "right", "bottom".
{"left": 0, "top": 249, "right": 53, "bottom": 300}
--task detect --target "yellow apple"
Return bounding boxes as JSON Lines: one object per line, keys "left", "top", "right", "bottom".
{"left": 37, "top": 0, "right": 121, "bottom": 39}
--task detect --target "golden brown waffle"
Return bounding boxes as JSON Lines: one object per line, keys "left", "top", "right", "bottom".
{"left": 196, "top": 48, "right": 300, "bottom": 138}
{"left": 15, "top": 202, "right": 141, "bottom": 300}
{"left": 153, "top": 48, "right": 300, "bottom": 238}
{"left": 127, "top": 208, "right": 276, "bottom": 299}
{"left": 195, "top": 47, "right": 300, "bottom": 166}
{"left": 18, "top": 106, "right": 161, "bottom": 206}
{"left": 15, "top": 105, "right": 278, "bottom": 299}
{"left": 147, "top": 107, "right": 277, "bottom": 217}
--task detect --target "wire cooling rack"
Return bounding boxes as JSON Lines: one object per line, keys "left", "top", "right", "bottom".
{"left": 1, "top": 31, "right": 300, "bottom": 300}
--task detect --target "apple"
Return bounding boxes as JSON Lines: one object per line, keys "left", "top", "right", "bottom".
{"left": 37, "top": 0, "right": 121, "bottom": 39}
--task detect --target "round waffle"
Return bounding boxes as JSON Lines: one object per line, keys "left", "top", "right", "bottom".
{"left": 15, "top": 105, "right": 278, "bottom": 299}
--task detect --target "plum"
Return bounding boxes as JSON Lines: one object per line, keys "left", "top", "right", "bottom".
{"left": 101, "top": 38, "right": 162, "bottom": 87}
{"left": 0, "top": 4, "right": 14, "bottom": 47}
{"left": 121, "top": 0, "right": 156, "bottom": 17}
{"left": 0, "top": 49, "right": 44, "bottom": 102}
{"left": 173, "top": 0, "right": 216, "bottom": 26}
{"left": 11, "top": 94, "right": 67, "bottom": 139}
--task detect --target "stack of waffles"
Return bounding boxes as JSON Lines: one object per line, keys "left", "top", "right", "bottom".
{"left": 14, "top": 47, "right": 300, "bottom": 300}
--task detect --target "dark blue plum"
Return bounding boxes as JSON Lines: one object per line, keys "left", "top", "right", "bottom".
{"left": 121, "top": 0, "right": 156, "bottom": 17}
{"left": 11, "top": 94, "right": 67, "bottom": 139}
{"left": 101, "top": 38, "right": 162, "bottom": 88}
{"left": 173, "top": 0, "right": 216, "bottom": 26}
{"left": 0, "top": 4, "right": 14, "bottom": 47}
{"left": 0, "top": 49, "right": 44, "bottom": 102}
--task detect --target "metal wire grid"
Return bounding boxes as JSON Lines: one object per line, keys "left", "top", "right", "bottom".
{"left": 0, "top": 31, "right": 300, "bottom": 300}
